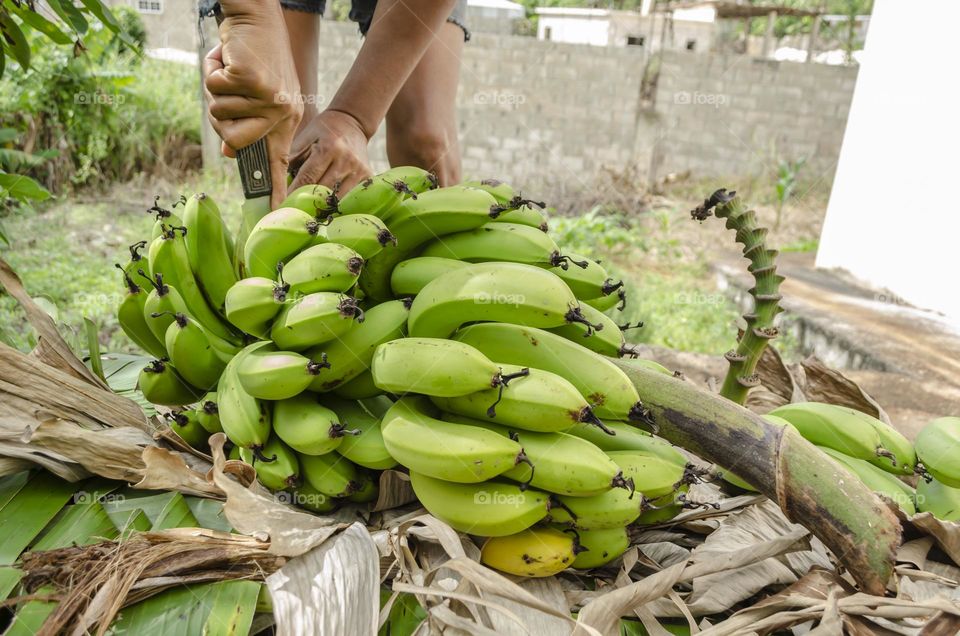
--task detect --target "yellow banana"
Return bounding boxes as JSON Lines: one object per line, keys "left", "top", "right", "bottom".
{"left": 480, "top": 527, "right": 576, "bottom": 577}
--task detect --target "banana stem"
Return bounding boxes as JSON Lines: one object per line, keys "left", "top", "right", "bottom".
{"left": 692, "top": 189, "right": 784, "bottom": 404}
{"left": 614, "top": 360, "right": 901, "bottom": 595}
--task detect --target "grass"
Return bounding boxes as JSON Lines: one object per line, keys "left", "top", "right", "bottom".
{"left": 0, "top": 170, "right": 244, "bottom": 353}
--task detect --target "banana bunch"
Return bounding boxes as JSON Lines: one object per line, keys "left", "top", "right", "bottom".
{"left": 112, "top": 172, "right": 683, "bottom": 542}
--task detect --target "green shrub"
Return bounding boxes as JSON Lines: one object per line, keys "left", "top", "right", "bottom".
{"left": 0, "top": 22, "right": 200, "bottom": 196}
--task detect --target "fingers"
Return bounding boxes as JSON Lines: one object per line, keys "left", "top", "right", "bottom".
{"left": 210, "top": 115, "right": 273, "bottom": 154}
{"left": 289, "top": 149, "right": 334, "bottom": 192}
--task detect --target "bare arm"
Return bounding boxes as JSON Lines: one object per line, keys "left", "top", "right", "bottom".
{"left": 286, "top": 0, "right": 457, "bottom": 191}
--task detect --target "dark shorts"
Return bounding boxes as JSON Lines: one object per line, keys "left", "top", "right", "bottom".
{"left": 281, "top": 0, "right": 470, "bottom": 40}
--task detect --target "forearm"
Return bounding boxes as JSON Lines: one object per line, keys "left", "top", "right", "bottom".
{"left": 328, "top": 0, "right": 457, "bottom": 138}
{"left": 283, "top": 9, "right": 321, "bottom": 119}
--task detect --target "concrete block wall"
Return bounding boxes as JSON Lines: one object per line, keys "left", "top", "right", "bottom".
{"left": 307, "top": 22, "right": 859, "bottom": 186}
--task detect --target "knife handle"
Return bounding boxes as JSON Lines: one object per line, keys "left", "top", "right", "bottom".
{"left": 236, "top": 139, "right": 272, "bottom": 200}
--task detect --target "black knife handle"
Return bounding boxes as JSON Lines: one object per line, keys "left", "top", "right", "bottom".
{"left": 236, "top": 139, "right": 271, "bottom": 199}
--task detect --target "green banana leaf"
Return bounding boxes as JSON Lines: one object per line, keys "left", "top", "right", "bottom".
{"left": 0, "top": 471, "right": 258, "bottom": 634}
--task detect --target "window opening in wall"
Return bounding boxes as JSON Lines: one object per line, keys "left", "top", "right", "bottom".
{"left": 544, "top": 26, "right": 552, "bottom": 40}
{"left": 685, "top": 39, "right": 696, "bottom": 51}
{"left": 137, "top": 0, "right": 163, "bottom": 14}
{"left": 627, "top": 35, "right": 645, "bottom": 46}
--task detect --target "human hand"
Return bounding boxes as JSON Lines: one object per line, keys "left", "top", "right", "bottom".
{"left": 288, "top": 109, "right": 372, "bottom": 193}
{"left": 203, "top": 1, "right": 302, "bottom": 208}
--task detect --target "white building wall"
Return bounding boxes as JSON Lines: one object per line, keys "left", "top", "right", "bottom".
{"left": 537, "top": 14, "right": 611, "bottom": 46}
{"left": 816, "top": 0, "right": 960, "bottom": 323}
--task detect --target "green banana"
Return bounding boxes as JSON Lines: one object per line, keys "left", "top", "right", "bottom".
{"left": 864, "top": 417, "right": 916, "bottom": 475}
{"left": 583, "top": 289, "right": 627, "bottom": 313}
{"left": 292, "top": 483, "right": 339, "bottom": 513}
{"left": 462, "top": 179, "right": 544, "bottom": 212}
{"left": 305, "top": 298, "right": 411, "bottom": 392}
{"left": 443, "top": 414, "right": 631, "bottom": 496}
{"left": 281, "top": 243, "right": 364, "bottom": 295}
{"left": 270, "top": 292, "right": 364, "bottom": 351}
{"left": 358, "top": 185, "right": 499, "bottom": 302}
{"left": 769, "top": 402, "right": 896, "bottom": 466}
{"left": 407, "top": 262, "right": 599, "bottom": 339}
{"left": 279, "top": 184, "right": 338, "bottom": 217}
{"left": 548, "top": 302, "right": 638, "bottom": 358}
{"left": 120, "top": 240, "right": 149, "bottom": 280}
{"left": 273, "top": 393, "right": 352, "bottom": 455}
{"left": 140, "top": 271, "right": 189, "bottom": 343}
{"left": 240, "top": 436, "right": 301, "bottom": 491}
{"left": 182, "top": 193, "right": 237, "bottom": 314}
{"left": 147, "top": 225, "right": 237, "bottom": 342}
{"left": 547, "top": 485, "right": 641, "bottom": 530}
{"left": 138, "top": 359, "right": 202, "bottom": 406}
{"left": 371, "top": 337, "right": 525, "bottom": 398}
{"left": 431, "top": 364, "right": 609, "bottom": 434}
{"left": 492, "top": 204, "right": 549, "bottom": 232}
{"left": 452, "top": 323, "right": 648, "bottom": 422}
{"left": 570, "top": 526, "right": 630, "bottom": 569}
{"left": 197, "top": 392, "right": 222, "bottom": 434}
{"left": 379, "top": 165, "right": 438, "bottom": 196}
{"left": 408, "top": 471, "right": 549, "bottom": 537}
{"left": 381, "top": 398, "right": 526, "bottom": 483}
{"left": 390, "top": 256, "right": 469, "bottom": 297}
{"left": 915, "top": 417, "right": 960, "bottom": 487}
{"left": 623, "top": 358, "right": 672, "bottom": 376}
{"left": 299, "top": 451, "right": 362, "bottom": 497}
{"left": 147, "top": 196, "right": 182, "bottom": 240}
{"left": 115, "top": 265, "right": 166, "bottom": 358}
{"left": 166, "top": 409, "right": 209, "bottom": 448}
{"left": 916, "top": 476, "right": 960, "bottom": 521}
{"left": 818, "top": 446, "right": 916, "bottom": 515}
{"left": 633, "top": 488, "right": 687, "bottom": 525}
{"left": 315, "top": 214, "right": 395, "bottom": 260}
{"left": 567, "top": 423, "right": 687, "bottom": 465}
{"left": 418, "top": 223, "right": 576, "bottom": 268}
{"left": 224, "top": 276, "right": 289, "bottom": 339}
{"left": 607, "top": 450, "right": 687, "bottom": 501}
{"left": 163, "top": 312, "right": 228, "bottom": 390}
{"left": 217, "top": 342, "right": 274, "bottom": 459}
{"left": 236, "top": 345, "right": 331, "bottom": 400}
{"left": 545, "top": 254, "right": 622, "bottom": 301}
{"left": 244, "top": 207, "right": 322, "bottom": 279}
{"left": 331, "top": 370, "right": 382, "bottom": 400}
{"left": 345, "top": 470, "right": 379, "bottom": 503}
{"left": 337, "top": 175, "right": 410, "bottom": 218}
{"left": 325, "top": 396, "right": 398, "bottom": 470}
{"left": 480, "top": 527, "right": 576, "bottom": 577}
